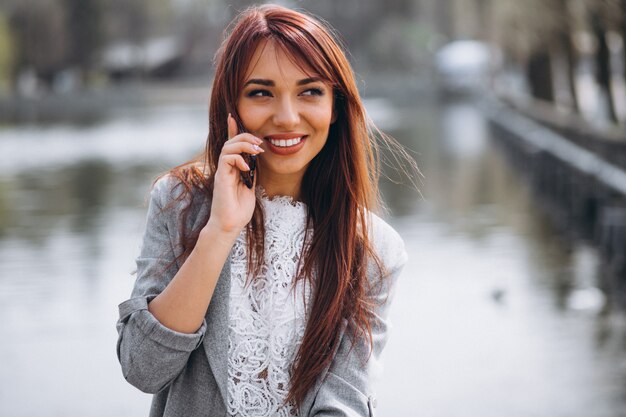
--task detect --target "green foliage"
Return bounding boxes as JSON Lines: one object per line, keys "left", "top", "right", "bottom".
{"left": 0, "top": 12, "right": 15, "bottom": 92}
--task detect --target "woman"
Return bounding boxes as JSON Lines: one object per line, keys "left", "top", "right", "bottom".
{"left": 116, "top": 4, "right": 409, "bottom": 417}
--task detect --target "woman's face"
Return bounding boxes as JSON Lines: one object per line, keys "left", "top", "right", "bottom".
{"left": 237, "top": 40, "right": 335, "bottom": 188}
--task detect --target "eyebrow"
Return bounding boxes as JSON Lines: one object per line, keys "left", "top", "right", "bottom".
{"left": 244, "top": 77, "right": 325, "bottom": 87}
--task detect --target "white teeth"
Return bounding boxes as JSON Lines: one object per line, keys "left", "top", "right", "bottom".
{"left": 268, "top": 137, "right": 302, "bottom": 147}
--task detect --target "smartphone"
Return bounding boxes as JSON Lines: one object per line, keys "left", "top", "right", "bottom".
{"left": 241, "top": 153, "right": 257, "bottom": 189}
{"left": 231, "top": 112, "right": 257, "bottom": 189}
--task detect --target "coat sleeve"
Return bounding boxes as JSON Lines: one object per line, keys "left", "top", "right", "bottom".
{"left": 116, "top": 176, "right": 207, "bottom": 394}
{"left": 309, "top": 217, "right": 407, "bottom": 417}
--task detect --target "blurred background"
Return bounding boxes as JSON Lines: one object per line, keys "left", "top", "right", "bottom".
{"left": 1, "top": 0, "right": 626, "bottom": 416}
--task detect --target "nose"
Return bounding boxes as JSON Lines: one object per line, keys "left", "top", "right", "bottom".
{"left": 272, "top": 97, "right": 300, "bottom": 129}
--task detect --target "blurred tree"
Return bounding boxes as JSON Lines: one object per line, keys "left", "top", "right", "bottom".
{"left": 622, "top": 0, "right": 626, "bottom": 92}
{"left": 171, "top": 0, "right": 426, "bottom": 71}
{"left": 366, "top": 16, "right": 425, "bottom": 71}
{"left": 8, "top": 0, "right": 68, "bottom": 87}
{"left": 558, "top": 0, "right": 580, "bottom": 112}
{"left": 527, "top": 49, "right": 555, "bottom": 101}
{"left": 102, "top": 0, "right": 151, "bottom": 45}
{"left": 102, "top": 0, "right": 173, "bottom": 44}
{"left": 488, "top": 0, "right": 626, "bottom": 122}
{"left": 100, "top": 0, "right": 176, "bottom": 79}
{"left": 172, "top": 0, "right": 229, "bottom": 75}
{"left": 306, "top": 0, "right": 419, "bottom": 69}
{"left": 588, "top": 3, "right": 618, "bottom": 123}
{"left": 491, "top": 0, "right": 562, "bottom": 103}
{"left": 62, "top": 0, "right": 104, "bottom": 82}
{"left": 597, "top": 0, "right": 625, "bottom": 122}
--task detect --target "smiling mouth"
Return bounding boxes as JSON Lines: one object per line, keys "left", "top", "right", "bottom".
{"left": 265, "top": 136, "right": 307, "bottom": 147}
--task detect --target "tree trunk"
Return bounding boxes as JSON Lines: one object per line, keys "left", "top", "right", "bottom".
{"left": 558, "top": 0, "right": 579, "bottom": 112}
{"left": 526, "top": 49, "right": 555, "bottom": 102}
{"left": 63, "top": 0, "right": 103, "bottom": 82}
{"left": 590, "top": 9, "right": 619, "bottom": 123}
{"left": 621, "top": 0, "right": 626, "bottom": 94}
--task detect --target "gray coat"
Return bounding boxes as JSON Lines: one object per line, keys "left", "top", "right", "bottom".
{"left": 116, "top": 175, "right": 407, "bottom": 417}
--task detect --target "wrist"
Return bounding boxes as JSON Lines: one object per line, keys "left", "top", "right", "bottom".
{"left": 201, "top": 219, "right": 242, "bottom": 243}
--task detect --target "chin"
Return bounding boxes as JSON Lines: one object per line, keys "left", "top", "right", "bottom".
{"left": 261, "top": 159, "right": 307, "bottom": 176}
{"left": 270, "top": 166, "right": 306, "bottom": 176}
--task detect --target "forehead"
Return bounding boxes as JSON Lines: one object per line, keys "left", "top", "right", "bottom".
{"left": 243, "top": 39, "right": 319, "bottom": 83}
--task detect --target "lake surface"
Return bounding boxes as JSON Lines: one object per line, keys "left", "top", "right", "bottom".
{"left": 0, "top": 91, "right": 625, "bottom": 417}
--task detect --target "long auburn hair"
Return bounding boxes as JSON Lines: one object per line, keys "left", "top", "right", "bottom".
{"left": 158, "top": 4, "right": 405, "bottom": 410}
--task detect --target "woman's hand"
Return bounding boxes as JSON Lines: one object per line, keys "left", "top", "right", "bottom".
{"left": 145, "top": 114, "right": 263, "bottom": 336}
{"left": 204, "top": 113, "right": 264, "bottom": 236}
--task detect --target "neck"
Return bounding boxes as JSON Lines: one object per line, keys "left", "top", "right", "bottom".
{"left": 257, "top": 170, "right": 303, "bottom": 201}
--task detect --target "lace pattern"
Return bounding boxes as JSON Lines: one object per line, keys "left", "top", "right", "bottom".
{"left": 227, "top": 191, "right": 312, "bottom": 417}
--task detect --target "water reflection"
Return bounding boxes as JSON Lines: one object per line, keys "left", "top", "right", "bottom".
{"left": 379, "top": 97, "right": 626, "bottom": 416}
{"left": 0, "top": 97, "right": 625, "bottom": 416}
{"left": 0, "top": 161, "right": 110, "bottom": 240}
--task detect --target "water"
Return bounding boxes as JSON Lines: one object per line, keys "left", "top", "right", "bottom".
{"left": 0, "top": 94, "right": 625, "bottom": 417}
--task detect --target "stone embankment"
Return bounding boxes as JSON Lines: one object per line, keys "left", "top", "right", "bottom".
{"left": 485, "top": 97, "right": 626, "bottom": 305}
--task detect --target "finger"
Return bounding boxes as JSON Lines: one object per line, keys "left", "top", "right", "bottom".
{"left": 224, "top": 132, "right": 263, "bottom": 147}
{"left": 221, "top": 141, "right": 264, "bottom": 156}
{"left": 220, "top": 154, "right": 250, "bottom": 172}
{"left": 227, "top": 113, "right": 238, "bottom": 140}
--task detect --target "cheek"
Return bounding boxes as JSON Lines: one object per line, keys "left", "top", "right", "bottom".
{"left": 237, "top": 104, "right": 267, "bottom": 131}
{"left": 308, "top": 102, "right": 334, "bottom": 129}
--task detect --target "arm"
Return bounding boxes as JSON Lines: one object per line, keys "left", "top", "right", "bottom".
{"left": 116, "top": 116, "right": 264, "bottom": 393}
{"left": 147, "top": 114, "right": 263, "bottom": 334}
{"left": 309, "top": 220, "right": 408, "bottom": 417}
{"left": 147, "top": 219, "right": 239, "bottom": 334}
{"left": 116, "top": 176, "right": 230, "bottom": 393}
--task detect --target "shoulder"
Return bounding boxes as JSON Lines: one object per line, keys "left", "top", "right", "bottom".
{"left": 367, "top": 212, "right": 408, "bottom": 274}
{"left": 149, "top": 174, "right": 184, "bottom": 207}
{"left": 149, "top": 168, "right": 210, "bottom": 210}
{"left": 145, "top": 171, "right": 211, "bottom": 235}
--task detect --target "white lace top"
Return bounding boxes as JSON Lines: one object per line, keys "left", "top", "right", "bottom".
{"left": 227, "top": 192, "right": 312, "bottom": 417}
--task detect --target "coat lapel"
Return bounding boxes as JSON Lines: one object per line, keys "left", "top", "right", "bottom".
{"left": 298, "top": 318, "right": 349, "bottom": 416}
{"left": 186, "top": 193, "right": 231, "bottom": 405}
{"left": 202, "top": 259, "right": 231, "bottom": 407}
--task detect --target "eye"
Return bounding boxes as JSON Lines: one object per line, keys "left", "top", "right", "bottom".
{"left": 247, "top": 89, "right": 272, "bottom": 97}
{"left": 301, "top": 88, "right": 324, "bottom": 96}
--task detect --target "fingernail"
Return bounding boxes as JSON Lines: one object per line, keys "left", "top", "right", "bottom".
{"left": 253, "top": 144, "right": 263, "bottom": 152}
{"left": 243, "top": 162, "right": 250, "bottom": 170}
